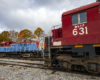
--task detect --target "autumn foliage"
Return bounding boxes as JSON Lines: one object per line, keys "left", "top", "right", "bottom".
{"left": 0, "top": 27, "right": 44, "bottom": 43}
{"left": 34, "top": 27, "right": 44, "bottom": 43}
{"left": 18, "top": 29, "right": 36, "bottom": 42}
{"left": 0, "top": 31, "right": 11, "bottom": 42}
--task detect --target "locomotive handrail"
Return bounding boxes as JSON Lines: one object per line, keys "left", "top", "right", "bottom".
{"left": 24, "top": 47, "right": 25, "bottom": 52}
{"left": 33, "top": 46, "right": 34, "bottom": 51}
{"left": 9, "top": 48, "right": 10, "bottom": 52}
{"left": 15, "top": 47, "right": 16, "bottom": 52}
{"left": 14, "top": 47, "right": 15, "bottom": 52}
{"left": 51, "top": 24, "right": 62, "bottom": 30}
{"left": 48, "top": 36, "right": 50, "bottom": 59}
{"left": 20, "top": 47, "right": 21, "bottom": 52}
{"left": 29, "top": 47, "right": 30, "bottom": 51}
{"left": 6, "top": 47, "right": 7, "bottom": 52}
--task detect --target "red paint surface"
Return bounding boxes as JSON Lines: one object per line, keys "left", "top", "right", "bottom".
{"left": 62, "top": 2, "right": 99, "bottom": 16}
{"left": 52, "top": 2, "right": 100, "bottom": 46}
{"left": 52, "top": 28, "right": 62, "bottom": 38}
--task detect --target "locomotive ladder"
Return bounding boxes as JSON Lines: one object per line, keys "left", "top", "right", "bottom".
{"left": 43, "top": 25, "right": 61, "bottom": 67}
{"left": 43, "top": 36, "right": 51, "bottom": 67}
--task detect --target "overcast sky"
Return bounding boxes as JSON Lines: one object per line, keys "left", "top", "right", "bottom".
{"left": 0, "top": 0, "right": 96, "bottom": 33}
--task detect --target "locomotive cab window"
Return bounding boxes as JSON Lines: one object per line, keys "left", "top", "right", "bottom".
{"left": 72, "top": 11, "right": 87, "bottom": 25}
{"left": 72, "top": 14, "right": 78, "bottom": 24}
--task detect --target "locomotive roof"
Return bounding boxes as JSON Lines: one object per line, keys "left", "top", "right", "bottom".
{"left": 62, "top": 2, "right": 100, "bottom": 16}
{"left": 0, "top": 42, "right": 6, "bottom": 44}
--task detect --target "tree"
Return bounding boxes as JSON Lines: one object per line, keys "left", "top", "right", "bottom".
{"left": 0, "top": 34, "right": 4, "bottom": 43}
{"left": 34, "top": 27, "right": 44, "bottom": 43}
{"left": 18, "top": 29, "right": 36, "bottom": 42}
{"left": 0, "top": 31, "right": 11, "bottom": 42}
{"left": 32, "top": 34, "right": 36, "bottom": 38}
{"left": 28, "top": 31, "right": 36, "bottom": 41}
{"left": 9, "top": 30, "right": 18, "bottom": 42}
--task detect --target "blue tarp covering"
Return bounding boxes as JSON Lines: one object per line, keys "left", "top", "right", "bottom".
{"left": 0, "top": 43, "right": 39, "bottom": 52}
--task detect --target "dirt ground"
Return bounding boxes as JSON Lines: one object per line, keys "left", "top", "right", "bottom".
{"left": 0, "top": 65, "right": 100, "bottom": 80}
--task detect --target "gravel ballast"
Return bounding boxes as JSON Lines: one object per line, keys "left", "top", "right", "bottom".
{"left": 0, "top": 65, "right": 100, "bottom": 80}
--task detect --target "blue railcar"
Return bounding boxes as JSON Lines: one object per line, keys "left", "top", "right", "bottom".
{"left": 0, "top": 43, "right": 39, "bottom": 52}
{"left": 0, "top": 41, "right": 42, "bottom": 57}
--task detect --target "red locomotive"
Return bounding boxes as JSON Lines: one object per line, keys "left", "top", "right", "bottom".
{"left": 44, "top": 1, "right": 100, "bottom": 74}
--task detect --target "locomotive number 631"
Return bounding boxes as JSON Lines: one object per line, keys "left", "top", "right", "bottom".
{"left": 73, "top": 26, "right": 88, "bottom": 36}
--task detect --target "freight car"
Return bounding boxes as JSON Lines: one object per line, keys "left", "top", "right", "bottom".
{"left": 0, "top": 41, "right": 42, "bottom": 57}
{"left": 44, "top": 1, "right": 100, "bottom": 74}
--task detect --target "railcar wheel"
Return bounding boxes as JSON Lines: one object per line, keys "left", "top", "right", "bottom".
{"left": 71, "top": 65, "right": 75, "bottom": 71}
{"left": 0, "top": 53, "right": 6, "bottom": 57}
{"left": 30, "top": 53, "right": 33, "bottom": 57}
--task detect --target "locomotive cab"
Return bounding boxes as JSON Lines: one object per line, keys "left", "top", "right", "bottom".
{"left": 52, "top": 26, "right": 62, "bottom": 46}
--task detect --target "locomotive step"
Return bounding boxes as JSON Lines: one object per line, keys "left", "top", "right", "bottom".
{"left": 44, "top": 48, "right": 50, "bottom": 53}
{"left": 44, "top": 56, "right": 51, "bottom": 60}
{"left": 43, "top": 61, "right": 51, "bottom": 67}
{"left": 44, "top": 51, "right": 50, "bottom": 53}
{"left": 43, "top": 63, "right": 51, "bottom": 67}
{"left": 44, "top": 55, "right": 50, "bottom": 57}
{"left": 44, "top": 52, "right": 50, "bottom": 55}
{"left": 44, "top": 59, "right": 51, "bottom": 62}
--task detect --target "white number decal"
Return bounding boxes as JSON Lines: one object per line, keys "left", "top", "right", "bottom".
{"left": 79, "top": 28, "right": 84, "bottom": 35}
{"left": 85, "top": 27, "right": 88, "bottom": 34}
{"left": 73, "top": 29, "right": 78, "bottom": 36}
{"left": 73, "top": 27, "right": 88, "bottom": 36}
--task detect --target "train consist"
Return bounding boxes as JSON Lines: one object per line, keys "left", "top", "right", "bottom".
{"left": 0, "top": 40, "right": 42, "bottom": 57}
{"left": 44, "top": 1, "right": 100, "bottom": 74}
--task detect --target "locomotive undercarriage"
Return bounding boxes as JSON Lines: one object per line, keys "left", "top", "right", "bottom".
{"left": 0, "top": 51, "right": 42, "bottom": 58}
{"left": 0, "top": 53, "right": 6, "bottom": 57}
{"left": 19, "top": 52, "right": 42, "bottom": 58}
{"left": 44, "top": 45, "right": 100, "bottom": 74}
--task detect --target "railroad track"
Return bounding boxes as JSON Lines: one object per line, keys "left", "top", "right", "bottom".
{"left": 0, "top": 60, "right": 47, "bottom": 69}
{"left": 0, "top": 57, "right": 44, "bottom": 61}
{"left": 0, "top": 59, "right": 99, "bottom": 78}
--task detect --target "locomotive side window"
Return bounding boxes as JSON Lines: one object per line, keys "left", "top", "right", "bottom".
{"left": 80, "top": 12, "right": 87, "bottom": 23}
{"left": 72, "top": 14, "right": 78, "bottom": 24}
{"left": 72, "top": 11, "right": 87, "bottom": 25}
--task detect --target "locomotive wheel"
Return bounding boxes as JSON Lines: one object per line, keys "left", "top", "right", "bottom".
{"left": 30, "top": 53, "right": 36, "bottom": 58}
{"left": 36, "top": 54, "right": 39, "bottom": 58}
{"left": 71, "top": 65, "right": 75, "bottom": 71}
{"left": 3, "top": 53, "right": 7, "bottom": 57}
{"left": 30, "top": 53, "right": 34, "bottom": 57}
